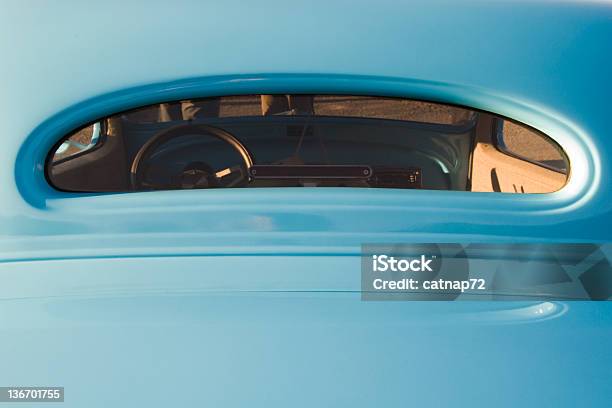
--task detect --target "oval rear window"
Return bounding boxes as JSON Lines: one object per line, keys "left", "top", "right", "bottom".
{"left": 47, "top": 95, "right": 568, "bottom": 194}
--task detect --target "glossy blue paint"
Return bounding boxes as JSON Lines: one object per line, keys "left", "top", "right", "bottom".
{"left": 0, "top": 1, "right": 611, "bottom": 406}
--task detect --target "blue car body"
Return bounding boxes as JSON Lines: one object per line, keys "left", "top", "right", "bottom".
{"left": 0, "top": 0, "right": 611, "bottom": 406}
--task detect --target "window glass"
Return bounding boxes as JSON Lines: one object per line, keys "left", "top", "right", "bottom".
{"left": 313, "top": 96, "right": 474, "bottom": 124}
{"left": 496, "top": 120, "right": 567, "bottom": 173}
{"left": 47, "top": 95, "right": 568, "bottom": 194}
{"left": 118, "top": 96, "right": 475, "bottom": 125}
{"left": 52, "top": 123, "right": 102, "bottom": 163}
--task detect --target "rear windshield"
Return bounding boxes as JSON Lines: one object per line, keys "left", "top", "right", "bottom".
{"left": 47, "top": 95, "right": 568, "bottom": 194}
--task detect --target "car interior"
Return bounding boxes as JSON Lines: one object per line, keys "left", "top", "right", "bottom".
{"left": 47, "top": 95, "right": 568, "bottom": 193}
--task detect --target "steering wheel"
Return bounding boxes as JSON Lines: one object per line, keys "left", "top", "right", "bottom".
{"left": 130, "top": 123, "right": 254, "bottom": 190}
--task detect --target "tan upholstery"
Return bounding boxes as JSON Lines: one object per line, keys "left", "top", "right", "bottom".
{"left": 471, "top": 142, "right": 567, "bottom": 193}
